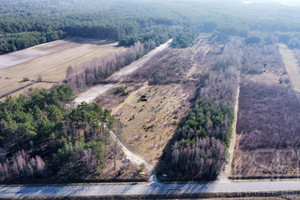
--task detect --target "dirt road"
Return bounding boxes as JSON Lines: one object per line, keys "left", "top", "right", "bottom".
{"left": 278, "top": 44, "right": 300, "bottom": 93}
{"left": 107, "top": 39, "right": 173, "bottom": 81}
{"left": 74, "top": 84, "right": 114, "bottom": 105}
{"left": 218, "top": 83, "right": 240, "bottom": 182}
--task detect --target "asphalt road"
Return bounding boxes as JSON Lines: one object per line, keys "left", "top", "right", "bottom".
{"left": 1, "top": 180, "right": 300, "bottom": 198}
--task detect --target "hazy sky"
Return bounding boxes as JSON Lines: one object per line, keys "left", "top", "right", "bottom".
{"left": 248, "top": 0, "right": 300, "bottom": 5}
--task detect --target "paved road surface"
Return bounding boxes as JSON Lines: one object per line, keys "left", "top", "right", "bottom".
{"left": 1, "top": 180, "right": 300, "bottom": 198}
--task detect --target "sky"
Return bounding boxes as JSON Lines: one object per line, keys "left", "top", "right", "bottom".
{"left": 247, "top": 0, "right": 300, "bottom": 6}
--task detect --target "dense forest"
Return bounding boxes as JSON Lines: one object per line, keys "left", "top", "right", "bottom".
{"left": 1, "top": 0, "right": 300, "bottom": 54}
{"left": 0, "top": 85, "right": 117, "bottom": 182}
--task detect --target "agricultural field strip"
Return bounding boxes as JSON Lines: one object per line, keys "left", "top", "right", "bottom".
{"left": 0, "top": 39, "right": 119, "bottom": 98}
{"left": 1, "top": 180, "right": 300, "bottom": 197}
{"left": 278, "top": 44, "right": 300, "bottom": 93}
{"left": 0, "top": 39, "right": 79, "bottom": 69}
{"left": 0, "top": 44, "right": 52, "bottom": 69}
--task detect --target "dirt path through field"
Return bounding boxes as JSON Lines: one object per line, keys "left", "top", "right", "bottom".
{"left": 278, "top": 44, "right": 300, "bottom": 93}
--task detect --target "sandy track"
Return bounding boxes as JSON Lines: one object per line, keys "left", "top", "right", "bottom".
{"left": 225, "top": 84, "right": 240, "bottom": 176}
{"left": 74, "top": 84, "right": 114, "bottom": 105}
{"left": 278, "top": 44, "right": 300, "bottom": 93}
{"left": 109, "top": 129, "right": 152, "bottom": 171}
{"left": 107, "top": 39, "right": 172, "bottom": 81}
{"left": 217, "top": 82, "right": 240, "bottom": 183}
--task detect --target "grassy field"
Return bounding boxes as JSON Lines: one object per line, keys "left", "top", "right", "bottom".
{"left": 0, "top": 38, "right": 123, "bottom": 99}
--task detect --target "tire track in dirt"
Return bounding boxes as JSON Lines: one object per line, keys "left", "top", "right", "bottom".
{"left": 219, "top": 80, "right": 240, "bottom": 182}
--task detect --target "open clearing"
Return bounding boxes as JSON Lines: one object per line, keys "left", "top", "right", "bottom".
{"left": 278, "top": 43, "right": 300, "bottom": 93}
{"left": 98, "top": 82, "right": 197, "bottom": 166}
{"left": 0, "top": 38, "right": 123, "bottom": 98}
{"left": 95, "top": 38, "right": 211, "bottom": 167}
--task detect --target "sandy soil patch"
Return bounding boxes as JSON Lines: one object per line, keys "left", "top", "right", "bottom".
{"left": 107, "top": 39, "right": 172, "bottom": 81}
{"left": 74, "top": 84, "right": 114, "bottom": 105}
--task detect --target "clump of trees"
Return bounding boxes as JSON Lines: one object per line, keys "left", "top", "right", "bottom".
{"left": 277, "top": 32, "right": 300, "bottom": 49}
{"left": 241, "top": 44, "right": 286, "bottom": 75}
{"left": 169, "top": 99, "right": 233, "bottom": 180}
{"left": 0, "top": 85, "right": 114, "bottom": 182}
{"left": 237, "top": 81, "right": 300, "bottom": 150}
{"left": 0, "top": 150, "right": 46, "bottom": 179}
{"left": 171, "top": 31, "right": 198, "bottom": 48}
{"left": 131, "top": 48, "right": 192, "bottom": 85}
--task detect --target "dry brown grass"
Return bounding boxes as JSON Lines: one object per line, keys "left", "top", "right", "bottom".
{"left": 96, "top": 37, "right": 212, "bottom": 167}
{"left": 97, "top": 81, "right": 197, "bottom": 166}
{"left": 0, "top": 38, "right": 123, "bottom": 98}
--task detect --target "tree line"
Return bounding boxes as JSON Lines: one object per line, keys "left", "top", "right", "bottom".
{"left": 66, "top": 39, "right": 164, "bottom": 92}
{"left": 2, "top": 0, "right": 300, "bottom": 55}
